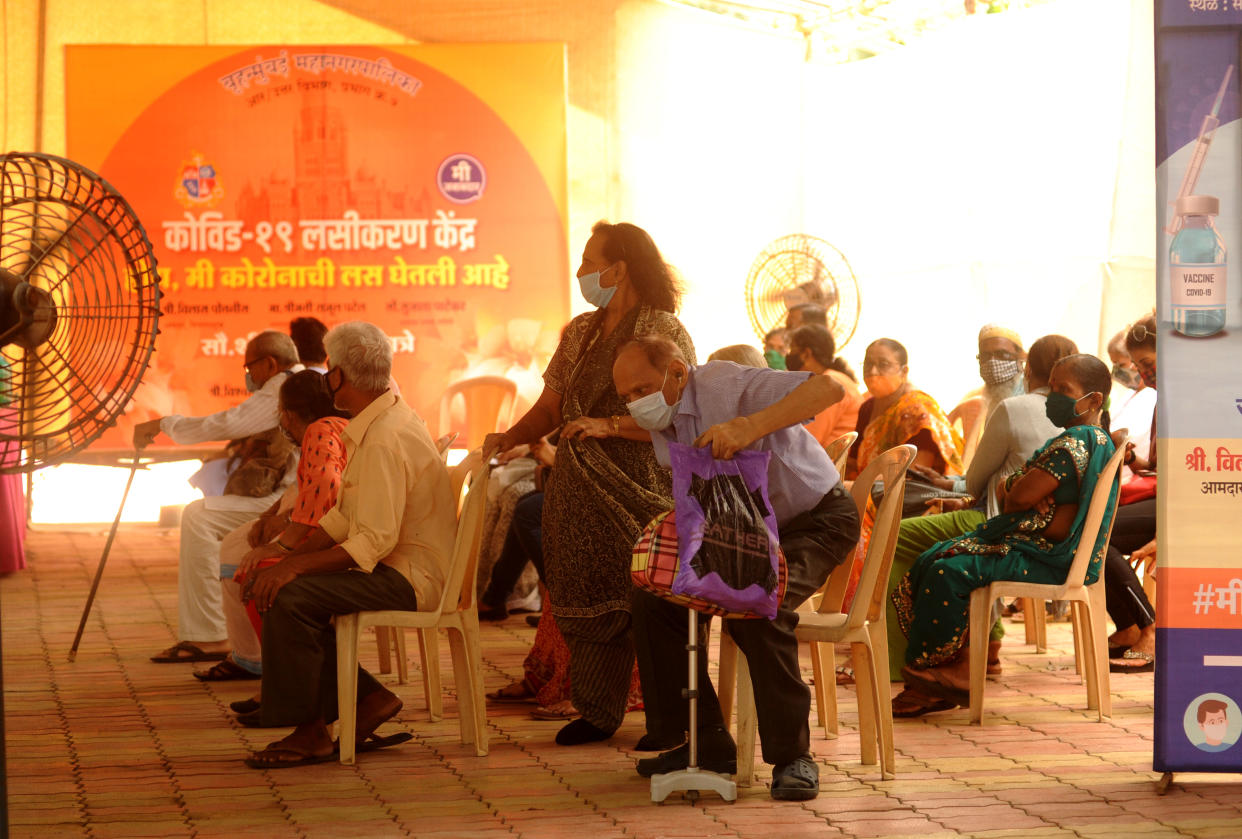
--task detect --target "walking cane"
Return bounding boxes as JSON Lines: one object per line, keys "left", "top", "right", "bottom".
{"left": 68, "top": 451, "right": 143, "bottom": 662}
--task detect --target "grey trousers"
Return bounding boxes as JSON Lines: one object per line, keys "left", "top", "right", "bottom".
{"left": 259, "top": 563, "right": 417, "bottom": 726}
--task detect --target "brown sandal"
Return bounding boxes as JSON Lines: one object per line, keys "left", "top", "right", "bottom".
{"left": 486, "top": 679, "right": 537, "bottom": 704}
{"left": 892, "top": 686, "right": 957, "bottom": 718}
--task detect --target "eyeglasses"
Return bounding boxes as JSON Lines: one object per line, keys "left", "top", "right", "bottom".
{"left": 862, "top": 359, "right": 899, "bottom": 374}
{"left": 243, "top": 355, "right": 272, "bottom": 372}
{"left": 977, "top": 351, "right": 1018, "bottom": 362}
{"left": 1129, "top": 323, "right": 1153, "bottom": 343}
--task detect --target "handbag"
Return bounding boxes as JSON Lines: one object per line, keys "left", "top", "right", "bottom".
{"left": 873, "top": 474, "right": 970, "bottom": 518}
{"left": 631, "top": 442, "right": 788, "bottom": 619}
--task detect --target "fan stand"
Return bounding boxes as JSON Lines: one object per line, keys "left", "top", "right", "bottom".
{"left": 68, "top": 452, "right": 143, "bottom": 661}
{"left": 649, "top": 610, "right": 737, "bottom": 804}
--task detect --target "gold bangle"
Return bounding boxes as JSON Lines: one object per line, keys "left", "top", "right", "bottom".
{"left": 610, "top": 415, "right": 621, "bottom": 435}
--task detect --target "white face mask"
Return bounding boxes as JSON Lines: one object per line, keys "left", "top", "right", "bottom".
{"left": 626, "top": 367, "right": 679, "bottom": 431}
{"left": 578, "top": 264, "right": 618, "bottom": 308}
{"left": 1203, "top": 721, "right": 1228, "bottom": 742}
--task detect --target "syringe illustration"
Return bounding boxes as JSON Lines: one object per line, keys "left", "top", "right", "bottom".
{"left": 1166, "top": 64, "right": 1235, "bottom": 235}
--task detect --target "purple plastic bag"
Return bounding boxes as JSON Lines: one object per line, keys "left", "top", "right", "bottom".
{"left": 668, "top": 441, "right": 783, "bottom": 619}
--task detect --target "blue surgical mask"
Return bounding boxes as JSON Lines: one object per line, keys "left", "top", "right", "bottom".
{"left": 1045, "top": 391, "right": 1099, "bottom": 429}
{"left": 244, "top": 372, "right": 260, "bottom": 393}
{"left": 1112, "top": 364, "right": 1142, "bottom": 390}
{"left": 627, "top": 367, "right": 680, "bottom": 431}
{"left": 578, "top": 264, "right": 618, "bottom": 308}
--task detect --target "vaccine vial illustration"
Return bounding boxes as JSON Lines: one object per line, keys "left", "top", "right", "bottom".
{"left": 1169, "top": 194, "right": 1226, "bottom": 337}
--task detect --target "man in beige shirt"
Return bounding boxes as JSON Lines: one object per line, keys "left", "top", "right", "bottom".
{"left": 242, "top": 321, "right": 455, "bottom": 768}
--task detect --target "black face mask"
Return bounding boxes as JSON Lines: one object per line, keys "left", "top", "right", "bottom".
{"left": 785, "top": 351, "right": 804, "bottom": 372}
{"left": 326, "top": 367, "right": 344, "bottom": 398}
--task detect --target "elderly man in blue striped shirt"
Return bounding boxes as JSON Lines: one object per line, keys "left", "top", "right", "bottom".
{"left": 613, "top": 335, "right": 860, "bottom": 801}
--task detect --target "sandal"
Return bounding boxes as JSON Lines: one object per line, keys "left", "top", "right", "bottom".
{"left": 193, "top": 657, "right": 260, "bottom": 681}
{"left": 892, "top": 686, "right": 956, "bottom": 718}
{"left": 1109, "top": 649, "right": 1154, "bottom": 673}
{"left": 835, "top": 665, "right": 855, "bottom": 686}
{"left": 531, "top": 701, "right": 577, "bottom": 721}
{"left": 771, "top": 754, "right": 819, "bottom": 801}
{"left": 150, "top": 641, "right": 228, "bottom": 663}
{"left": 486, "top": 679, "right": 537, "bottom": 704}
{"left": 901, "top": 665, "right": 970, "bottom": 709}
{"left": 244, "top": 745, "right": 335, "bottom": 769}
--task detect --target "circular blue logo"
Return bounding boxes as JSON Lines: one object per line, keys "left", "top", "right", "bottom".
{"left": 437, "top": 154, "right": 486, "bottom": 204}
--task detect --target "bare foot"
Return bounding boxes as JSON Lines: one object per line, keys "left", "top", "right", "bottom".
{"left": 246, "top": 722, "right": 335, "bottom": 767}
{"left": 1113, "top": 625, "right": 1155, "bottom": 668}
{"left": 355, "top": 687, "right": 403, "bottom": 741}
{"left": 1108, "top": 625, "right": 1141, "bottom": 648}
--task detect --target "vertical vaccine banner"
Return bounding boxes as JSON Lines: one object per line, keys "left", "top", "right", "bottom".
{"left": 1155, "top": 2, "right": 1242, "bottom": 774}
{"left": 65, "top": 44, "right": 569, "bottom": 450}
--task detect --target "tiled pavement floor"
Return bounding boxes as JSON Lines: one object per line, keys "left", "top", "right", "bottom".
{"left": 3, "top": 525, "right": 1240, "bottom": 839}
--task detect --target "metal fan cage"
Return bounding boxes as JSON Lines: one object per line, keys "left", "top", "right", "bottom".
{"left": 744, "top": 233, "right": 860, "bottom": 349}
{"left": 0, "top": 152, "right": 161, "bottom": 474}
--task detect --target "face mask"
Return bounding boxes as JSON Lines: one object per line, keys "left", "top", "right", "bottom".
{"left": 1111, "top": 364, "right": 1142, "bottom": 390}
{"left": 1045, "top": 391, "right": 1099, "bottom": 428}
{"left": 1203, "top": 722, "right": 1228, "bottom": 742}
{"left": 764, "top": 349, "right": 787, "bottom": 370}
{"left": 980, "top": 358, "right": 1022, "bottom": 386}
{"left": 626, "top": 367, "right": 680, "bottom": 431}
{"left": 784, "top": 350, "right": 804, "bottom": 372}
{"left": 577, "top": 264, "right": 618, "bottom": 308}
{"left": 1139, "top": 366, "right": 1156, "bottom": 388}
{"left": 244, "top": 372, "right": 260, "bottom": 393}
{"left": 326, "top": 368, "right": 344, "bottom": 399}
{"left": 864, "top": 373, "right": 901, "bottom": 399}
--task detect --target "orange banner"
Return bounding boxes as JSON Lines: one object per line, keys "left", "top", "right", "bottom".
{"left": 66, "top": 44, "right": 568, "bottom": 450}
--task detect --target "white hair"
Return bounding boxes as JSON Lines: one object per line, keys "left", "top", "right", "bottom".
{"left": 323, "top": 321, "right": 392, "bottom": 393}
{"left": 248, "top": 330, "right": 299, "bottom": 368}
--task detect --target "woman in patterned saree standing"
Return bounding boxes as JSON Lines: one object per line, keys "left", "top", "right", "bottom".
{"left": 485, "top": 221, "right": 695, "bottom": 745}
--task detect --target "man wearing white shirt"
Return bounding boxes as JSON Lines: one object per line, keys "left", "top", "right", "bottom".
{"left": 135, "top": 330, "right": 302, "bottom": 663}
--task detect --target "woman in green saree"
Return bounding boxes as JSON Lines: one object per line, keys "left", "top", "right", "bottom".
{"left": 891, "top": 354, "right": 1119, "bottom": 713}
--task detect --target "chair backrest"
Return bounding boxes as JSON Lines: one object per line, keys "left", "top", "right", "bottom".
{"left": 434, "top": 456, "right": 489, "bottom": 616}
{"left": 824, "top": 431, "right": 858, "bottom": 476}
{"left": 820, "top": 444, "right": 917, "bottom": 622}
{"left": 439, "top": 376, "right": 517, "bottom": 451}
{"left": 449, "top": 449, "right": 482, "bottom": 514}
{"left": 1061, "top": 434, "right": 1128, "bottom": 589}
{"left": 949, "top": 396, "right": 986, "bottom": 471}
{"left": 435, "top": 431, "right": 460, "bottom": 462}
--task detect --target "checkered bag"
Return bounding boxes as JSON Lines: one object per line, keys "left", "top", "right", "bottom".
{"left": 631, "top": 509, "right": 787, "bottom": 619}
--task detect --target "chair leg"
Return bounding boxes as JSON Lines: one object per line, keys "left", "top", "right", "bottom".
{"left": 463, "top": 616, "right": 489, "bottom": 756}
{"left": 1089, "top": 584, "right": 1112, "bottom": 720}
{"left": 336, "top": 614, "right": 362, "bottom": 765}
{"left": 866, "top": 624, "right": 895, "bottom": 780}
{"left": 735, "top": 649, "right": 757, "bottom": 787}
{"left": 1071, "top": 600, "right": 1099, "bottom": 712}
{"left": 1070, "top": 600, "right": 1087, "bottom": 678}
{"left": 814, "top": 641, "right": 839, "bottom": 739}
{"left": 717, "top": 630, "right": 738, "bottom": 731}
{"left": 1033, "top": 601, "right": 1048, "bottom": 653}
{"left": 968, "top": 590, "right": 990, "bottom": 724}
{"left": 852, "top": 641, "right": 877, "bottom": 766}
{"left": 809, "top": 640, "right": 828, "bottom": 730}
{"left": 418, "top": 628, "right": 443, "bottom": 721}
{"left": 375, "top": 626, "right": 392, "bottom": 675}
{"left": 394, "top": 628, "right": 409, "bottom": 684}
{"left": 1022, "top": 598, "right": 1039, "bottom": 645}
{"left": 446, "top": 625, "right": 483, "bottom": 751}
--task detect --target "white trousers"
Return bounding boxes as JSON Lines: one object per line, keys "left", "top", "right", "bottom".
{"left": 217, "top": 487, "right": 297, "bottom": 664}
{"left": 177, "top": 494, "right": 278, "bottom": 641}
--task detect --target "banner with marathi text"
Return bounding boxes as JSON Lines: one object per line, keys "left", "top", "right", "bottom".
{"left": 1154, "top": 1, "right": 1242, "bottom": 774}
{"left": 66, "top": 43, "right": 568, "bottom": 450}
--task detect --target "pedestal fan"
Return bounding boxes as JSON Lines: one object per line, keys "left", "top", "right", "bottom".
{"left": 0, "top": 151, "right": 161, "bottom": 837}
{"left": 743, "top": 233, "right": 861, "bottom": 349}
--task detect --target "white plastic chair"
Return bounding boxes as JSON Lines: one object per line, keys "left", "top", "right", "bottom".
{"left": 966, "top": 436, "right": 1127, "bottom": 724}
{"left": 729, "top": 444, "right": 916, "bottom": 785}
{"left": 335, "top": 455, "right": 490, "bottom": 763}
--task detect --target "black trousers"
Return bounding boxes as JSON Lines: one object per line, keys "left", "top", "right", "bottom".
{"left": 259, "top": 563, "right": 418, "bottom": 726}
{"left": 631, "top": 484, "right": 860, "bottom": 767}
{"left": 481, "top": 491, "right": 545, "bottom": 608}
{"left": 1103, "top": 497, "right": 1156, "bottom": 631}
